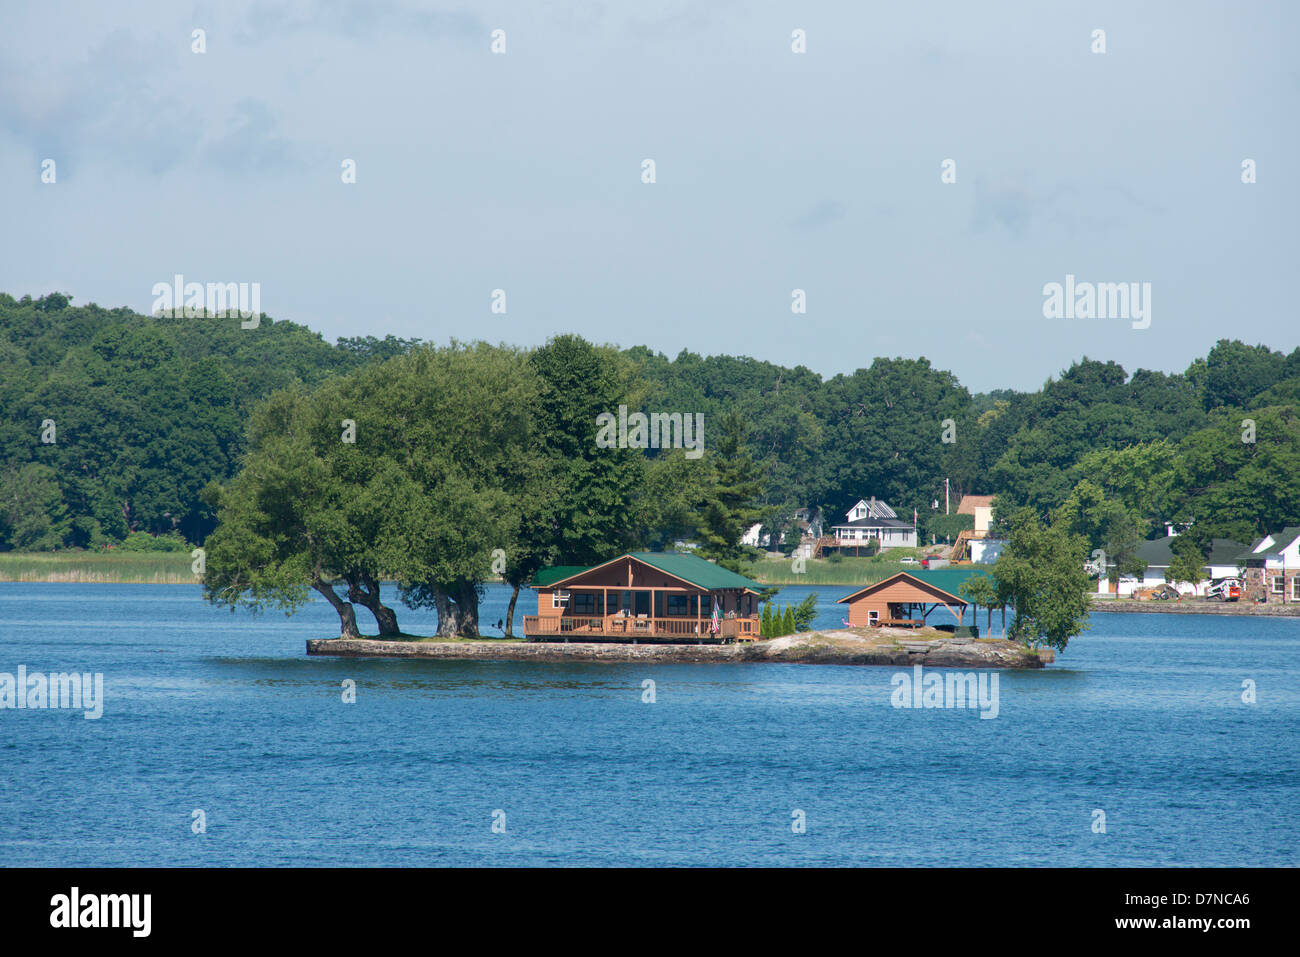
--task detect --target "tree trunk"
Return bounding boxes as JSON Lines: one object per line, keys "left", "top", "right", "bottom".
{"left": 313, "top": 574, "right": 361, "bottom": 639}
{"left": 427, "top": 582, "right": 483, "bottom": 638}
{"left": 453, "top": 580, "right": 481, "bottom": 638}
{"left": 433, "top": 586, "right": 458, "bottom": 638}
{"left": 504, "top": 583, "right": 520, "bottom": 638}
{"left": 348, "top": 572, "right": 401, "bottom": 636}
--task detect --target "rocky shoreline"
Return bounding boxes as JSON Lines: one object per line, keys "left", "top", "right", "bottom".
{"left": 306, "top": 629, "right": 1051, "bottom": 669}
{"left": 1090, "top": 598, "right": 1300, "bottom": 616}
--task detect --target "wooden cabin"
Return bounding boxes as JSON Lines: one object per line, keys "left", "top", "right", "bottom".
{"left": 836, "top": 570, "right": 975, "bottom": 628}
{"left": 525, "top": 552, "right": 764, "bottom": 642}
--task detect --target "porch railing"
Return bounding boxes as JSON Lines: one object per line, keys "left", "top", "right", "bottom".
{"left": 523, "top": 614, "right": 760, "bottom": 641}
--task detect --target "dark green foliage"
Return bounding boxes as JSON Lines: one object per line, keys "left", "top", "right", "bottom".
{"left": 927, "top": 513, "right": 974, "bottom": 542}
{"left": 117, "top": 531, "right": 192, "bottom": 552}
{"left": 689, "top": 411, "right": 765, "bottom": 575}
{"left": 3, "top": 288, "right": 1299, "bottom": 571}
{"left": 791, "top": 593, "right": 818, "bottom": 632}
{"left": 991, "top": 508, "right": 1091, "bottom": 651}
{"left": 0, "top": 292, "right": 371, "bottom": 550}
{"left": 1168, "top": 533, "right": 1208, "bottom": 587}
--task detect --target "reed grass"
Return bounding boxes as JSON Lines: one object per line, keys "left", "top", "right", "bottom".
{"left": 750, "top": 556, "right": 912, "bottom": 587}
{"left": 0, "top": 551, "right": 196, "bottom": 584}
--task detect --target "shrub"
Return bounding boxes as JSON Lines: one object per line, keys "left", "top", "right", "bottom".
{"left": 117, "top": 531, "right": 192, "bottom": 552}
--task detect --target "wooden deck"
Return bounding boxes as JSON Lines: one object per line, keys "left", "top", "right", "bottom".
{"left": 523, "top": 614, "right": 761, "bottom": 643}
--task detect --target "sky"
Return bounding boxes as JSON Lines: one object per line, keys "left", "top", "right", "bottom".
{"left": 1, "top": 0, "right": 1296, "bottom": 393}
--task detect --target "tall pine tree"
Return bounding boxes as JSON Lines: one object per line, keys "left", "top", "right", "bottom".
{"left": 691, "top": 410, "right": 765, "bottom": 574}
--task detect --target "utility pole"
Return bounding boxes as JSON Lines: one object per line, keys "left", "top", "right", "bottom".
{"left": 945, "top": 478, "right": 950, "bottom": 515}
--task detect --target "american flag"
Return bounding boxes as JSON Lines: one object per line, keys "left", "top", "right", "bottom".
{"left": 710, "top": 597, "right": 720, "bottom": 634}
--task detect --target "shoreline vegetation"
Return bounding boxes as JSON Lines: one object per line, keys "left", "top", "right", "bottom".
{"left": 0, "top": 551, "right": 195, "bottom": 584}
{"left": 6, "top": 551, "right": 1300, "bottom": 619}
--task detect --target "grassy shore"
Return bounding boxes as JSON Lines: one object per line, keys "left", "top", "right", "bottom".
{"left": 0, "top": 551, "right": 195, "bottom": 584}
{"left": 749, "top": 554, "right": 924, "bottom": 587}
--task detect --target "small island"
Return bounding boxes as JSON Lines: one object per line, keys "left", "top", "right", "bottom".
{"left": 306, "top": 552, "right": 1051, "bottom": 669}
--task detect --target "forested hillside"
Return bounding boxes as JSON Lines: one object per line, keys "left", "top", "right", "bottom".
{"left": 630, "top": 341, "right": 1300, "bottom": 554}
{"left": 2, "top": 291, "right": 1298, "bottom": 562}
{"left": 0, "top": 292, "right": 413, "bottom": 548}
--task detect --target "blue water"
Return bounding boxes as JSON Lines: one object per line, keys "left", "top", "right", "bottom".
{"left": 1, "top": 583, "right": 1296, "bottom": 866}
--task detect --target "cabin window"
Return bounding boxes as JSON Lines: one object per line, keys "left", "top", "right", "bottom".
{"left": 633, "top": 591, "right": 650, "bottom": 617}
{"left": 867, "top": 609, "right": 879, "bottom": 625}
{"left": 1271, "top": 576, "right": 1285, "bottom": 595}
{"left": 571, "top": 592, "right": 597, "bottom": 616}
{"left": 1292, "top": 577, "right": 1300, "bottom": 600}
{"left": 666, "top": 595, "right": 690, "bottom": 616}
{"left": 552, "top": 590, "right": 570, "bottom": 609}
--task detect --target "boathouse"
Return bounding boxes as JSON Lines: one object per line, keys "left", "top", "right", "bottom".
{"left": 525, "top": 552, "right": 764, "bottom": 642}
{"left": 837, "top": 570, "right": 985, "bottom": 628}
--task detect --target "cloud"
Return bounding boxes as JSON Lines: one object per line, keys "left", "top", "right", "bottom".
{"left": 235, "top": 0, "right": 484, "bottom": 42}
{"left": 970, "top": 174, "right": 1165, "bottom": 238}
{"left": 0, "top": 28, "right": 201, "bottom": 175}
{"left": 790, "top": 200, "right": 847, "bottom": 230}
{"left": 205, "top": 99, "right": 300, "bottom": 175}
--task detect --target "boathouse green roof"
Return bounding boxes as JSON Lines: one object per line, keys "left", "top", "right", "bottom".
{"left": 530, "top": 552, "right": 765, "bottom": 592}
{"left": 835, "top": 568, "right": 996, "bottom": 604}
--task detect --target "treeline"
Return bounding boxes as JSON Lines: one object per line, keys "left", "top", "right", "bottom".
{"left": 0, "top": 292, "right": 416, "bottom": 550}
{"left": 3, "top": 291, "right": 1300, "bottom": 584}
{"left": 628, "top": 342, "right": 1300, "bottom": 565}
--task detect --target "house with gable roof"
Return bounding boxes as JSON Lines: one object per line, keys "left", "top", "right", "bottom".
{"left": 829, "top": 497, "right": 917, "bottom": 551}
{"left": 1234, "top": 527, "right": 1300, "bottom": 603}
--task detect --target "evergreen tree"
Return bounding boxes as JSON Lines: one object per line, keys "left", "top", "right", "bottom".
{"left": 792, "top": 593, "right": 818, "bottom": 632}
{"left": 691, "top": 410, "right": 766, "bottom": 574}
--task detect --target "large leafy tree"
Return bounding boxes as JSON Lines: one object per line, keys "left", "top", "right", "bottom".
{"left": 1167, "top": 533, "right": 1208, "bottom": 590}
{"left": 362, "top": 342, "right": 550, "bottom": 638}
{"left": 991, "top": 508, "right": 1091, "bottom": 651}
{"left": 202, "top": 389, "right": 370, "bottom": 638}
{"left": 0, "top": 291, "right": 366, "bottom": 549}
{"left": 818, "top": 357, "right": 971, "bottom": 519}
{"left": 1169, "top": 406, "right": 1300, "bottom": 539}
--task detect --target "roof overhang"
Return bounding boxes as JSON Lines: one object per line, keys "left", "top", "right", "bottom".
{"left": 541, "top": 554, "right": 762, "bottom": 594}
{"left": 835, "top": 571, "right": 968, "bottom": 606}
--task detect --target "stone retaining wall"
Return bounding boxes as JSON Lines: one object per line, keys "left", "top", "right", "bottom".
{"left": 307, "top": 634, "right": 1047, "bottom": 669}
{"left": 1090, "top": 599, "right": 1300, "bottom": 616}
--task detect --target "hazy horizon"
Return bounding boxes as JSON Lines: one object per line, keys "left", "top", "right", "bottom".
{"left": 2, "top": 0, "right": 1296, "bottom": 392}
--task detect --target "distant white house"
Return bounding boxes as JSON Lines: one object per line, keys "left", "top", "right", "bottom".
{"left": 741, "top": 523, "right": 769, "bottom": 548}
{"left": 831, "top": 497, "right": 917, "bottom": 550}
{"left": 1104, "top": 535, "right": 1248, "bottom": 597}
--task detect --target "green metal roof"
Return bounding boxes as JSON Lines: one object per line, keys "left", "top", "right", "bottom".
{"left": 906, "top": 568, "right": 993, "bottom": 594}
{"left": 1135, "top": 536, "right": 1250, "bottom": 568}
{"left": 529, "top": 552, "right": 764, "bottom": 592}
{"left": 836, "top": 567, "right": 995, "bottom": 603}
{"left": 530, "top": 565, "right": 590, "bottom": 587}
